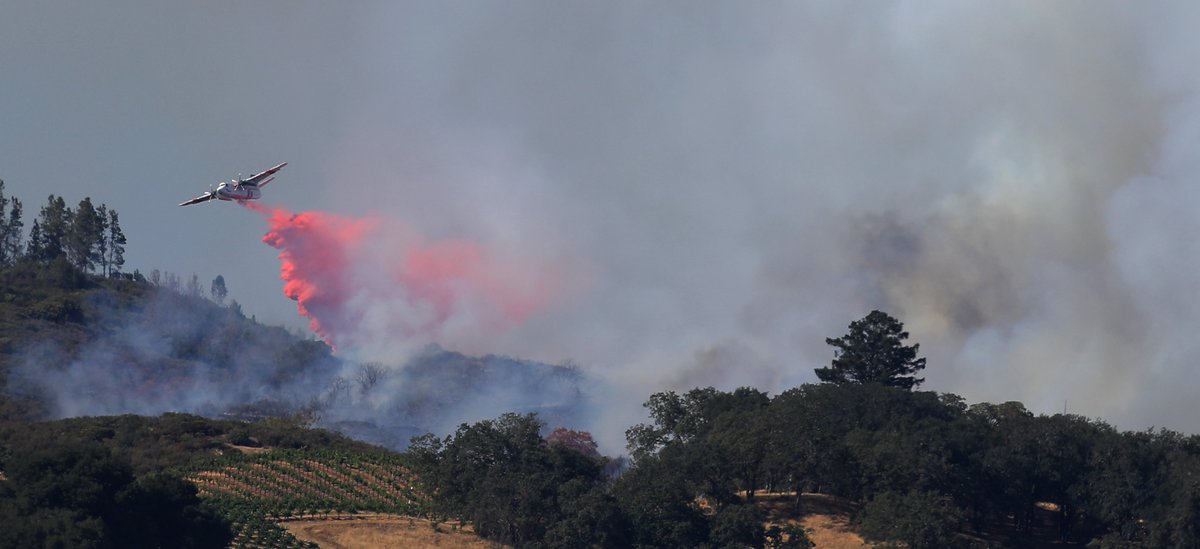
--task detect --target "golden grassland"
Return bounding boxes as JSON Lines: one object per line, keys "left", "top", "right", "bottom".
{"left": 759, "top": 492, "right": 873, "bottom": 549}
{"left": 280, "top": 514, "right": 500, "bottom": 549}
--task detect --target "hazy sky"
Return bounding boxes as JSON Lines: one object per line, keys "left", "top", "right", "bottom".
{"left": 5, "top": 2, "right": 1200, "bottom": 433}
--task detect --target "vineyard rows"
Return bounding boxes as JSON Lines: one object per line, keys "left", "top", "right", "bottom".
{"left": 182, "top": 450, "right": 428, "bottom": 549}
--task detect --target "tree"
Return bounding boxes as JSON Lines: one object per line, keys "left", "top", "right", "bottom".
{"left": 106, "top": 209, "right": 126, "bottom": 276}
{"left": 111, "top": 473, "right": 233, "bottom": 548}
{"left": 67, "top": 197, "right": 104, "bottom": 272}
{"left": 409, "top": 413, "right": 619, "bottom": 547}
{"left": 612, "top": 457, "right": 709, "bottom": 548}
{"left": 855, "top": 489, "right": 963, "bottom": 549}
{"left": 547, "top": 427, "right": 601, "bottom": 459}
{"left": 626, "top": 387, "right": 725, "bottom": 462}
{"left": 31, "top": 195, "right": 71, "bottom": 262}
{"left": 95, "top": 204, "right": 109, "bottom": 275}
{"left": 815, "top": 310, "right": 926, "bottom": 390}
{"left": 0, "top": 441, "right": 232, "bottom": 548}
{"left": 709, "top": 503, "right": 767, "bottom": 548}
{"left": 24, "top": 220, "right": 42, "bottom": 260}
{"left": 0, "top": 179, "right": 8, "bottom": 264}
{"left": 6, "top": 196, "right": 23, "bottom": 264}
{"left": 210, "top": 275, "right": 228, "bottom": 305}
{"left": 0, "top": 180, "right": 22, "bottom": 266}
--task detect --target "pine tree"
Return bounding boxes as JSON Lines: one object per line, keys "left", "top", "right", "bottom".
{"left": 5, "top": 195, "right": 23, "bottom": 264}
{"left": 68, "top": 197, "right": 104, "bottom": 272}
{"left": 26, "top": 220, "right": 44, "bottom": 260}
{"left": 814, "top": 310, "right": 926, "bottom": 390}
{"left": 0, "top": 179, "right": 9, "bottom": 265}
{"left": 0, "top": 180, "right": 21, "bottom": 266}
{"left": 35, "top": 195, "right": 71, "bottom": 262}
{"left": 96, "top": 204, "right": 109, "bottom": 276}
{"left": 106, "top": 209, "right": 126, "bottom": 276}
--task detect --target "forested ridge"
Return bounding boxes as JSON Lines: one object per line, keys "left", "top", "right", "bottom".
{"left": 2, "top": 185, "right": 1199, "bottom": 548}
{"left": 413, "top": 313, "right": 1200, "bottom": 548}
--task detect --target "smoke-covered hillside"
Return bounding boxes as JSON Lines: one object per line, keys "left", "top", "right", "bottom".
{"left": 0, "top": 260, "right": 591, "bottom": 449}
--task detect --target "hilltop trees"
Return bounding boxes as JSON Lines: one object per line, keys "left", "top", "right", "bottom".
{"left": 27, "top": 195, "right": 69, "bottom": 262}
{"left": 0, "top": 180, "right": 22, "bottom": 266}
{"left": 5, "top": 193, "right": 127, "bottom": 275}
{"left": 815, "top": 310, "right": 926, "bottom": 390}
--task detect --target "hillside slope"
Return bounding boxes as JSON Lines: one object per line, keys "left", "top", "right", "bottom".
{"left": 0, "top": 261, "right": 592, "bottom": 449}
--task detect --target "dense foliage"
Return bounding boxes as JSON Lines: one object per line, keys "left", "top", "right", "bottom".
{"left": 0, "top": 439, "right": 231, "bottom": 548}
{"left": 410, "top": 414, "right": 629, "bottom": 548}
{"left": 410, "top": 313, "right": 1200, "bottom": 548}
{"left": 631, "top": 382, "right": 1200, "bottom": 548}
{"left": 0, "top": 413, "right": 385, "bottom": 476}
{"left": 414, "top": 383, "right": 1200, "bottom": 548}
{"left": 0, "top": 412, "right": 411, "bottom": 548}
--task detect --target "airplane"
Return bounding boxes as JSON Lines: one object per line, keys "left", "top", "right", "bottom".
{"left": 178, "top": 162, "right": 288, "bottom": 206}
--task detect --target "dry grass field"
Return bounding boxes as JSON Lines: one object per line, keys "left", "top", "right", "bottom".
{"left": 758, "top": 492, "right": 873, "bottom": 548}
{"left": 280, "top": 514, "right": 500, "bottom": 549}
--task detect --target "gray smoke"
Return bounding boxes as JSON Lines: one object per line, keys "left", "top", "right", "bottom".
{"left": 9, "top": 288, "right": 592, "bottom": 451}
{"left": 6, "top": 2, "right": 1200, "bottom": 447}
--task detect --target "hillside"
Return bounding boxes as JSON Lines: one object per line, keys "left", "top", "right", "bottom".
{"left": 184, "top": 450, "right": 426, "bottom": 548}
{"left": 6, "top": 261, "right": 1200, "bottom": 548}
{"left": 0, "top": 261, "right": 592, "bottom": 450}
{"left": 0, "top": 411, "right": 406, "bottom": 547}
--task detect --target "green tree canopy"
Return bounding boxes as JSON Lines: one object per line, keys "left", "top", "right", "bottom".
{"left": 814, "top": 310, "right": 926, "bottom": 390}
{"left": 0, "top": 440, "right": 231, "bottom": 548}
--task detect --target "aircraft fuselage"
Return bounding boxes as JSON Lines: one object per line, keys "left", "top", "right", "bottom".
{"left": 178, "top": 162, "right": 284, "bottom": 206}
{"left": 214, "top": 182, "right": 262, "bottom": 202}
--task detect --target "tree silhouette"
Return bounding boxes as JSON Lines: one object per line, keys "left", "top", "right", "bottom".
{"left": 106, "top": 208, "right": 126, "bottom": 276}
{"left": 0, "top": 180, "right": 22, "bottom": 266}
{"left": 815, "top": 310, "right": 926, "bottom": 390}
{"left": 30, "top": 195, "right": 70, "bottom": 262}
{"left": 67, "top": 197, "right": 104, "bottom": 272}
{"left": 210, "top": 275, "right": 228, "bottom": 305}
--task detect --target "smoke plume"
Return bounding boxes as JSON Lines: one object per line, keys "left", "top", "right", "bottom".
{"left": 245, "top": 202, "right": 559, "bottom": 360}
{"left": 14, "top": 2, "right": 1200, "bottom": 449}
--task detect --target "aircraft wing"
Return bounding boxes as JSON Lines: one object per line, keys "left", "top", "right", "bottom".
{"left": 243, "top": 162, "right": 287, "bottom": 186}
{"left": 178, "top": 192, "right": 217, "bottom": 207}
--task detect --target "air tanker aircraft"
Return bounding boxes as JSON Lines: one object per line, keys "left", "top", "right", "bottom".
{"left": 178, "top": 162, "right": 287, "bottom": 206}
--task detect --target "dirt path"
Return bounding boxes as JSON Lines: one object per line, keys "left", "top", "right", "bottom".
{"left": 280, "top": 514, "right": 500, "bottom": 549}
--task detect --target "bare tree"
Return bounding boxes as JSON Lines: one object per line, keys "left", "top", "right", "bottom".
{"left": 356, "top": 362, "right": 386, "bottom": 395}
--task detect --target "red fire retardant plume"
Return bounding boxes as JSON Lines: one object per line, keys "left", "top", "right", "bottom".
{"left": 244, "top": 202, "right": 555, "bottom": 352}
